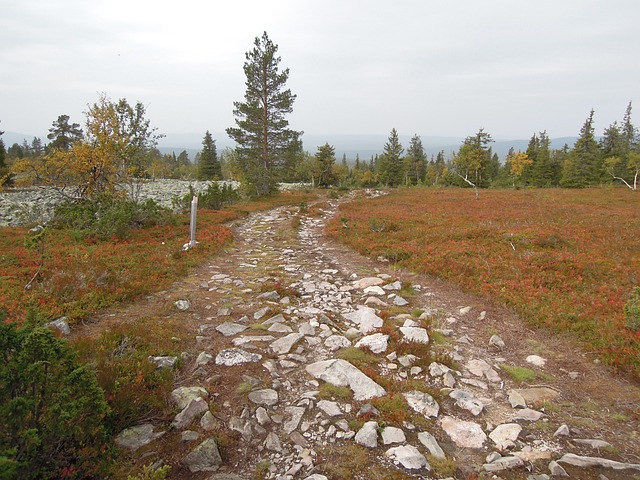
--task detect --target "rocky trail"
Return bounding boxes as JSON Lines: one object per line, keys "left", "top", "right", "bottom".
{"left": 79, "top": 192, "right": 640, "bottom": 480}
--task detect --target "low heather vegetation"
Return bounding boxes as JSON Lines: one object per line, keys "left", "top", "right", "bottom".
{"left": 327, "top": 187, "right": 640, "bottom": 376}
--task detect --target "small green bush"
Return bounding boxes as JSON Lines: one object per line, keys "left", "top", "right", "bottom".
{"left": 52, "top": 194, "right": 175, "bottom": 240}
{"left": 127, "top": 463, "right": 171, "bottom": 480}
{"left": 368, "top": 218, "right": 399, "bottom": 233}
{"left": 624, "top": 287, "right": 640, "bottom": 333}
{"left": 0, "top": 309, "right": 110, "bottom": 479}
{"left": 174, "top": 183, "right": 239, "bottom": 212}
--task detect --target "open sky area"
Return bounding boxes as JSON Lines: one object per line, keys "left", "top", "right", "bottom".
{"left": 1, "top": 0, "right": 639, "bottom": 145}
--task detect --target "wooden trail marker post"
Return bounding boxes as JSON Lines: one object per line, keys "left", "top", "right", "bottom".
{"left": 188, "top": 196, "right": 198, "bottom": 249}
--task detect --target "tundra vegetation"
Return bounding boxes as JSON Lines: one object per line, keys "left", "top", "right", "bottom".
{"left": 326, "top": 188, "right": 640, "bottom": 376}
{"left": 0, "top": 30, "right": 639, "bottom": 477}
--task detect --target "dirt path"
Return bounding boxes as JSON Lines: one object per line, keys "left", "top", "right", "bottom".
{"left": 80, "top": 192, "right": 640, "bottom": 480}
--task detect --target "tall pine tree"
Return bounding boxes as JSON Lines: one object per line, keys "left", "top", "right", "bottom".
{"left": 47, "top": 114, "right": 83, "bottom": 151}
{"left": 226, "top": 32, "right": 301, "bottom": 196}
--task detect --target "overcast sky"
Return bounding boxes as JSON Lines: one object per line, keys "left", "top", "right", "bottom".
{"left": 1, "top": 0, "right": 639, "bottom": 145}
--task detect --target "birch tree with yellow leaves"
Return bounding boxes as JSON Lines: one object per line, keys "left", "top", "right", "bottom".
{"left": 13, "top": 94, "right": 162, "bottom": 200}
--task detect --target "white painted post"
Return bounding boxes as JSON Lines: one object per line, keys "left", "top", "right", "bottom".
{"left": 189, "top": 196, "right": 198, "bottom": 248}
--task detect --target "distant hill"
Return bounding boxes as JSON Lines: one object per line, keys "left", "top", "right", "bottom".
{"left": 1, "top": 131, "right": 47, "bottom": 147}
{"left": 3, "top": 130, "right": 579, "bottom": 163}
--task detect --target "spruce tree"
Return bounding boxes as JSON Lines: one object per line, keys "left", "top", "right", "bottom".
{"left": 561, "top": 110, "right": 602, "bottom": 187}
{"left": 281, "top": 131, "right": 304, "bottom": 182}
{"left": 198, "top": 130, "right": 221, "bottom": 180}
{"left": 405, "top": 134, "right": 427, "bottom": 185}
{"left": 379, "top": 128, "right": 404, "bottom": 186}
{"left": 0, "top": 127, "right": 5, "bottom": 170}
{"left": 315, "top": 143, "right": 337, "bottom": 187}
{"left": 452, "top": 129, "right": 494, "bottom": 191}
{"left": 528, "top": 131, "right": 555, "bottom": 187}
{"left": 622, "top": 101, "right": 637, "bottom": 149}
{"left": 226, "top": 32, "right": 301, "bottom": 196}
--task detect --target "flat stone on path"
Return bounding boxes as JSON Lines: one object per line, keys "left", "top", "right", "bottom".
{"left": 489, "top": 423, "right": 522, "bottom": 450}
{"left": 418, "top": 431, "right": 445, "bottom": 458}
{"left": 508, "top": 390, "right": 527, "bottom": 409}
{"left": 174, "top": 299, "right": 190, "bottom": 311}
{"left": 381, "top": 426, "right": 406, "bottom": 445}
{"left": 270, "top": 333, "right": 304, "bottom": 354}
{"left": 343, "top": 306, "right": 384, "bottom": 333}
{"left": 306, "top": 359, "right": 387, "bottom": 400}
{"left": 573, "top": 438, "right": 613, "bottom": 449}
{"left": 355, "top": 421, "right": 378, "bottom": 448}
{"left": 557, "top": 453, "right": 640, "bottom": 471}
{"left": 115, "top": 423, "right": 165, "bottom": 451}
{"left": 449, "top": 389, "right": 484, "bottom": 415}
{"left": 526, "top": 354, "right": 547, "bottom": 367}
{"left": 149, "top": 355, "right": 177, "bottom": 369}
{"left": 466, "top": 359, "right": 501, "bottom": 382}
{"left": 403, "top": 390, "right": 440, "bottom": 418}
{"left": 393, "top": 295, "right": 409, "bottom": 306}
{"left": 171, "top": 386, "right": 208, "bottom": 409}
{"left": 248, "top": 389, "right": 279, "bottom": 406}
{"left": 385, "top": 445, "right": 430, "bottom": 470}
{"left": 317, "top": 400, "right": 342, "bottom": 417}
{"left": 510, "top": 408, "right": 544, "bottom": 422}
{"left": 47, "top": 317, "right": 70, "bottom": 335}
{"left": 353, "top": 277, "right": 384, "bottom": 289}
{"left": 262, "top": 313, "right": 287, "bottom": 325}
{"left": 483, "top": 456, "right": 524, "bottom": 472}
{"left": 216, "top": 322, "right": 248, "bottom": 336}
{"left": 440, "top": 416, "right": 487, "bottom": 448}
{"left": 324, "top": 335, "right": 351, "bottom": 351}
{"left": 355, "top": 333, "right": 389, "bottom": 354}
{"left": 267, "top": 322, "right": 293, "bottom": 333}
{"left": 182, "top": 438, "right": 223, "bottom": 472}
{"left": 283, "top": 406, "right": 306, "bottom": 434}
{"left": 383, "top": 281, "right": 402, "bottom": 291}
{"left": 171, "top": 397, "right": 209, "bottom": 430}
{"left": 512, "top": 387, "right": 559, "bottom": 405}
{"left": 215, "top": 348, "right": 262, "bottom": 366}
{"left": 399, "top": 326, "right": 429, "bottom": 343}
{"left": 363, "top": 285, "right": 385, "bottom": 296}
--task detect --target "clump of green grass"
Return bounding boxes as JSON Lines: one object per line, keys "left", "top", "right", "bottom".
{"left": 499, "top": 364, "right": 537, "bottom": 383}
{"left": 253, "top": 459, "right": 271, "bottom": 480}
{"left": 427, "top": 455, "right": 457, "bottom": 477}
{"left": 429, "top": 330, "right": 450, "bottom": 345}
{"left": 127, "top": 463, "right": 171, "bottom": 480}
{"left": 249, "top": 323, "right": 268, "bottom": 330}
{"left": 317, "top": 444, "right": 369, "bottom": 480}
{"left": 612, "top": 413, "right": 630, "bottom": 422}
{"left": 236, "top": 382, "right": 254, "bottom": 395}
{"left": 318, "top": 383, "right": 352, "bottom": 400}
{"left": 337, "top": 347, "right": 379, "bottom": 367}
{"left": 371, "top": 393, "right": 410, "bottom": 424}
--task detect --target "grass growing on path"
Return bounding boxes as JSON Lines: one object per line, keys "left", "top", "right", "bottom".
{"left": 327, "top": 187, "right": 640, "bottom": 376}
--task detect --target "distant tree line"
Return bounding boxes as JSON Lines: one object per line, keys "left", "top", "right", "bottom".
{"left": 3, "top": 32, "right": 639, "bottom": 195}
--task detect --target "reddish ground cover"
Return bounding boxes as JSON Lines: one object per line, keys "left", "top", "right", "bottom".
{"left": 327, "top": 187, "right": 640, "bottom": 376}
{"left": 0, "top": 190, "right": 313, "bottom": 323}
